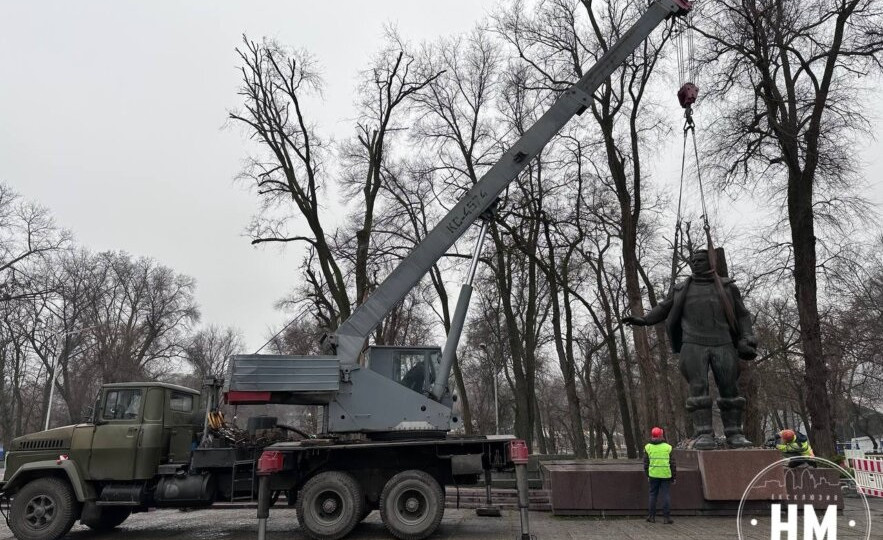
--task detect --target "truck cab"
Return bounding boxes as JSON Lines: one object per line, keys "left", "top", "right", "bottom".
{"left": 1, "top": 382, "right": 202, "bottom": 540}
{"left": 87, "top": 382, "right": 200, "bottom": 479}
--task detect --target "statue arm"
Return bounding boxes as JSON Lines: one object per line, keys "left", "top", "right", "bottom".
{"left": 623, "top": 284, "right": 675, "bottom": 326}
{"left": 642, "top": 296, "right": 673, "bottom": 326}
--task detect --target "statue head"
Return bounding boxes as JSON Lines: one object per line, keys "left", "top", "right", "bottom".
{"left": 688, "top": 249, "right": 711, "bottom": 276}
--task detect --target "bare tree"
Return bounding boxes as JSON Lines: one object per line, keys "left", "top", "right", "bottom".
{"left": 496, "top": 0, "right": 674, "bottom": 431}
{"left": 339, "top": 33, "right": 443, "bottom": 308}
{"left": 0, "top": 183, "right": 69, "bottom": 302}
{"left": 230, "top": 37, "right": 350, "bottom": 325}
{"left": 232, "top": 35, "right": 441, "bottom": 336}
{"left": 695, "top": 0, "right": 883, "bottom": 456}
{"left": 86, "top": 252, "right": 199, "bottom": 384}
{"left": 184, "top": 325, "right": 244, "bottom": 380}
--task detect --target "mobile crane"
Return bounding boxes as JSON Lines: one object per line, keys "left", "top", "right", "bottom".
{"left": 0, "top": 1, "right": 692, "bottom": 539}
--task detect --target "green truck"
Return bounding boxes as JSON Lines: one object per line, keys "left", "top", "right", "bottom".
{"left": 0, "top": 380, "right": 518, "bottom": 540}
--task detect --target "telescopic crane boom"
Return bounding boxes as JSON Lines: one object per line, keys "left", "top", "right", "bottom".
{"left": 227, "top": 0, "right": 692, "bottom": 436}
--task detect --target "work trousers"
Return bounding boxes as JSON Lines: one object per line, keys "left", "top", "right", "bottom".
{"left": 679, "top": 342, "right": 740, "bottom": 400}
{"left": 648, "top": 478, "right": 671, "bottom": 518}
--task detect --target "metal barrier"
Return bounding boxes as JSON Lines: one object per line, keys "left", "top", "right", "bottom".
{"left": 848, "top": 448, "right": 883, "bottom": 498}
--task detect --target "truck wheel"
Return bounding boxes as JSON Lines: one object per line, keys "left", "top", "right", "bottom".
{"left": 9, "top": 477, "right": 79, "bottom": 540}
{"left": 379, "top": 470, "right": 444, "bottom": 540}
{"left": 296, "top": 471, "right": 364, "bottom": 540}
{"left": 81, "top": 506, "right": 131, "bottom": 531}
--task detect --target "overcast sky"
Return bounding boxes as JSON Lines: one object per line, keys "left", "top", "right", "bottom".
{"left": 0, "top": 1, "right": 502, "bottom": 350}
{"left": 2, "top": 1, "right": 881, "bottom": 351}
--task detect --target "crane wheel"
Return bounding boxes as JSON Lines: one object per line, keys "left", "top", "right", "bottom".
{"left": 9, "top": 477, "right": 79, "bottom": 540}
{"left": 379, "top": 470, "right": 444, "bottom": 540}
{"left": 296, "top": 471, "right": 364, "bottom": 540}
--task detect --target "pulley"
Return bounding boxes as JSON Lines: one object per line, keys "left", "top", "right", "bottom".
{"left": 677, "top": 82, "right": 699, "bottom": 109}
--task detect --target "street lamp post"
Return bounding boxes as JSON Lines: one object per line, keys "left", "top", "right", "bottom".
{"left": 44, "top": 325, "right": 97, "bottom": 431}
{"left": 493, "top": 367, "right": 499, "bottom": 435}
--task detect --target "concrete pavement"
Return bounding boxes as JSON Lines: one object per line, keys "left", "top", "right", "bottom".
{"left": 0, "top": 496, "right": 880, "bottom": 539}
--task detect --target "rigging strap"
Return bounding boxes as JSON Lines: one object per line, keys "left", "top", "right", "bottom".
{"left": 675, "top": 107, "right": 741, "bottom": 338}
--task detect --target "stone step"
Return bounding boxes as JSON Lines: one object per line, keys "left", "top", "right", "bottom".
{"left": 490, "top": 478, "right": 545, "bottom": 490}
{"left": 444, "top": 487, "right": 551, "bottom": 511}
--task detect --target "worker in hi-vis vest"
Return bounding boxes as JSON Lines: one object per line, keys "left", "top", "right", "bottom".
{"left": 772, "top": 429, "right": 815, "bottom": 467}
{"left": 644, "top": 426, "right": 676, "bottom": 524}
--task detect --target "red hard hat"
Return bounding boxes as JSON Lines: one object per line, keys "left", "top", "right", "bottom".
{"left": 651, "top": 427, "right": 663, "bottom": 439}
{"left": 780, "top": 429, "right": 795, "bottom": 442}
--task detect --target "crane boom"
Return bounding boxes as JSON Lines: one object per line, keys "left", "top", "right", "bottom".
{"left": 226, "top": 0, "right": 691, "bottom": 435}
{"left": 332, "top": 0, "right": 691, "bottom": 366}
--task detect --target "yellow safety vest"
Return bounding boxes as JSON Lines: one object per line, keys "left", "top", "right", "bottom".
{"left": 645, "top": 442, "right": 673, "bottom": 479}
{"left": 776, "top": 440, "right": 812, "bottom": 457}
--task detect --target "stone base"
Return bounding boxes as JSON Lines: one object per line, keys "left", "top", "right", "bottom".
{"left": 673, "top": 448, "right": 782, "bottom": 500}
{"left": 542, "top": 460, "right": 704, "bottom": 515}
{"left": 782, "top": 465, "right": 843, "bottom": 510}
{"left": 540, "top": 449, "right": 839, "bottom": 516}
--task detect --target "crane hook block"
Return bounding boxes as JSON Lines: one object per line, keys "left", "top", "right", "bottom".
{"left": 678, "top": 83, "right": 699, "bottom": 109}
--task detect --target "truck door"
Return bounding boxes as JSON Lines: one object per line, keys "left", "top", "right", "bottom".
{"left": 88, "top": 388, "right": 142, "bottom": 480}
{"left": 134, "top": 387, "right": 165, "bottom": 478}
{"left": 164, "top": 390, "right": 197, "bottom": 463}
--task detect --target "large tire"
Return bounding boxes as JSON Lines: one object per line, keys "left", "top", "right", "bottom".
{"left": 9, "top": 477, "right": 79, "bottom": 540}
{"left": 296, "top": 471, "right": 364, "bottom": 540}
{"left": 379, "top": 470, "right": 444, "bottom": 540}
{"left": 81, "top": 505, "right": 131, "bottom": 531}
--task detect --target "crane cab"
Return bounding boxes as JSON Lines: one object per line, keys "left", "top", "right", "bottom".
{"left": 365, "top": 346, "right": 440, "bottom": 394}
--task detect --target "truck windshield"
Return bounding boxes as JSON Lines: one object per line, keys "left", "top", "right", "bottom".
{"left": 103, "top": 389, "right": 142, "bottom": 420}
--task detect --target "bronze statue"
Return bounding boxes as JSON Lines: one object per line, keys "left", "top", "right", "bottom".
{"left": 624, "top": 249, "right": 757, "bottom": 450}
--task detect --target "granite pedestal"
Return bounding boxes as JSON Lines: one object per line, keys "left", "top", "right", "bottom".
{"left": 540, "top": 449, "right": 836, "bottom": 516}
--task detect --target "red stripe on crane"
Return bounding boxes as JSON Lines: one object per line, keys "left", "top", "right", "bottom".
{"left": 225, "top": 391, "right": 272, "bottom": 403}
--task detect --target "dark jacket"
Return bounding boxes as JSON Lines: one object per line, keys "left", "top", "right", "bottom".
{"left": 643, "top": 438, "right": 677, "bottom": 480}
{"left": 643, "top": 276, "right": 753, "bottom": 353}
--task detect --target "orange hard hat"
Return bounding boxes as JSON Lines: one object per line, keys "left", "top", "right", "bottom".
{"left": 780, "top": 429, "right": 795, "bottom": 442}
{"left": 651, "top": 427, "right": 664, "bottom": 439}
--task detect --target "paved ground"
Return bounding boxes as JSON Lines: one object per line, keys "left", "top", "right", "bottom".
{"left": 1, "top": 496, "right": 881, "bottom": 540}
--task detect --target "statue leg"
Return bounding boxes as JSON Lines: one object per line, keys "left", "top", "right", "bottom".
{"left": 680, "top": 344, "right": 715, "bottom": 450}
{"left": 711, "top": 346, "right": 752, "bottom": 448}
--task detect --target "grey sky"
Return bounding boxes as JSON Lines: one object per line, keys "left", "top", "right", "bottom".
{"left": 1, "top": 1, "right": 881, "bottom": 351}
{"left": 0, "top": 1, "right": 499, "bottom": 350}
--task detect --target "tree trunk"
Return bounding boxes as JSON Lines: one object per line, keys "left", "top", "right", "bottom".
{"left": 622, "top": 253, "right": 659, "bottom": 429}
{"left": 618, "top": 323, "right": 645, "bottom": 454}
{"left": 789, "top": 173, "right": 835, "bottom": 458}
{"left": 638, "top": 262, "right": 680, "bottom": 437}
{"left": 587, "top": 249, "right": 638, "bottom": 457}
{"left": 533, "top": 392, "right": 548, "bottom": 454}
{"left": 738, "top": 359, "right": 762, "bottom": 444}
{"left": 543, "top": 223, "right": 588, "bottom": 458}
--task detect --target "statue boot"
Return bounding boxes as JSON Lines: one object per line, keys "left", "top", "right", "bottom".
{"left": 719, "top": 397, "right": 752, "bottom": 448}
{"left": 686, "top": 396, "right": 716, "bottom": 450}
